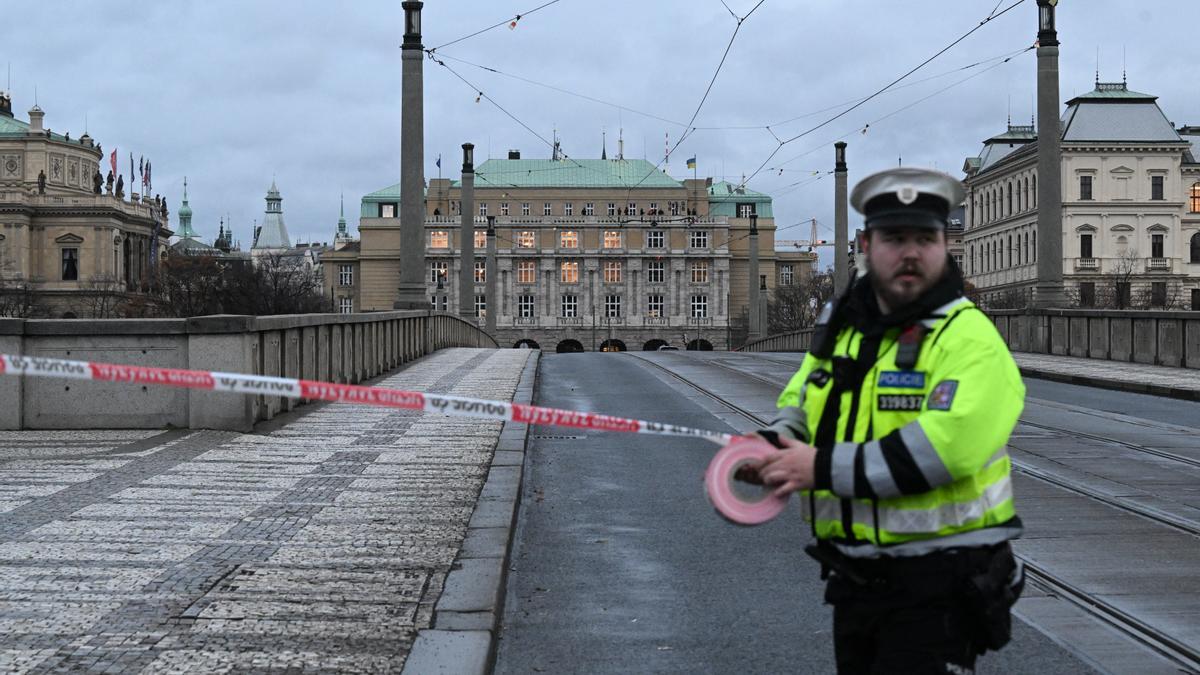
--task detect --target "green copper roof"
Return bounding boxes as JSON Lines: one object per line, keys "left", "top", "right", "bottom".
{"left": 707, "top": 180, "right": 773, "bottom": 217}
{"left": 0, "top": 111, "right": 69, "bottom": 141}
{"left": 1066, "top": 82, "right": 1156, "bottom": 104}
{"left": 468, "top": 158, "right": 684, "bottom": 189}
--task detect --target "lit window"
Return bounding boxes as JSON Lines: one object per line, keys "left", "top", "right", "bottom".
{"left": 604, "top": 295, "right": 622, "bottom": 317}
{"left": 517, "top": 260, "right": 536, "bottom": 284}
{"left": 584, "top": 202, "right": 595, "bottom": 216}
{"left": 430, "top": 231, "right": 449, "bottom": 248}
{"left": 561, "top": 294, "right": 578, "bottom": 317}
{"left": 1190, "top": 183, "right": 1200, "bottom": 213}
{"left": 429, "top": 260, "right": 448, "bottom": 283}
{"left": 604, "top": 261, "right": 623, "bottom": 283}
{"left": 474, "top": 260, "right": 486, "bottom": 283}
{"left": 690, "top": 260, "right": 709, "bottom": 283}
{"left": 475, "top": 230, "right": 487, "bottom": 248}
{"left": 738, "top": 203, "right": 755, "bottom": 218}
{"left": 646, "top": 294, "right": 664, "bottom": 317}
{"left": 380, "top": 203, "right": 396, "bottom": 218}
{"left": 559, "top": 230, "right": 578, "bottom": 248}
{"left": 339, "top": 264, "right": 353, "bottom": 286}
{"left": 646, "top": 261, "right": 665, "bottom": 283}
{"left": 646, "top": 230, "right": 665, "bottom": 248}
{"left": 339, "top": 297, "right": 353, "bottom": 314}
{"left": 516, "top": 231, "right": 535, "bottom": 248}
{"left": 561, "top": 261, "right": 579, "bottom": 283}
{"left": 518, "top": 294, "right": 535, "bottom": 317}
{"left": 690, "top": 294, "right": 708, "bottom": 318}
{"left": 689, "top": 230, "right": 709, "bottom": 248}
{"left": 603, "top": 230, "right": 622, "bottom": 249}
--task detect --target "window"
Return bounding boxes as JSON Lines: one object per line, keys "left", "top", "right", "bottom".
{"left": 1151, "top": 282, "right": 1167, "bottom": 308}
{"left": 604, "top": 294, "right": 622, "bottom": 317}
{"left": 517, "top": 260, "right": 536, "bottom": 284}
{"left": 1151, "top": 175, "right": 1165, "bottom": 200}
{"left": 559, "top": 230, "right": 578, "bottom": 248}
{"left": 646, "top": 260, "right": 665, "bottom": 283}
{"left": 1191, "top": 183, "right": 1200, "bottom": 213}
{"left": 521, "top": 202, "right": 530, "bottom": 216}
{"left": 646, "top": 230, "right": 664, "bottom": 248}
{"left": 1193, "top": 288, "right": 1200, "bottom": 311}
{"left": 584, "top": 202, "right": 594, "bottom": 216}
{"left": 339, "top": 264, "right": 353, "bottom": 286}
{"left": 690, "top": 294, "right": 708, "bottom": 318}
{"left": 544, "top": 202, "right": 552, "bottom": 216}
{"left": 518, "top": 294, "right": 535, "bottom": 317}
{"left": 1191, "top": 232, "right": 1200, "bottom": 263}
{"left": 380, "top": 203, "right": 396, "bottom": 218}
{"left": 501, "top": 202, "right": 510, "bottom": 216}
{"left": 647, "top": 294, "right": 664, "bottom": 317}
{"left": 564, "top": 203, "right": 573, "bottom": 216}
{"left": 429, "top": 261, "right": 449, "bottom": 283}
{"left": 474, "top": 260, "right": 486, "bottom": 283}
{"left": 1152, "top": 233, "right": 1165, "bottom": 259}
{"left": 1007, "top": 183, "right": 1013, "bottom": 213}
{"left": 603, "top": 230, "right": 622, "bottom": 249}
{"left": 1080, "top": 234, "right": 1092, "bottom": 259}
{"left": 1079, "top": 282, "right": 1095, "bottom": 308}
{"left": 561, "top": 294, "right": 578, "bottom": 317}
{"left": 780, "top": 264, "right": 794, "bottom": 286}
{"left": 690, "top": 260, "right": 709, "bottom": 283}
{"left": 560, "top": 261, "right": 579, "bottom": 283}
{"left": 737, "top": 203, "right": 755, "bottom": 218}
{"left": 61, "top": 248, "right": 79, "bottom": 281}
{"left": 475, "top": 294, "right": 487, "bottom": 317}
{"left": 627, "top": 202, "right": 637, "bottom": 216}
{"left": 479, "top": 203, "right": 488, "bottom": 216}
{"left": 1080, "top": 175, "right": 1093, "bottom": 200}
{"left": 516, "top": 231, "right": 535, "bottom": 248}
{"left": 1116, "top": 281, "right": 1131, "bottom": 308}
{"left": 474, "top": 230, "right": 486, "bottom": 248}
{"left": 339, "top": 297, "right": 353, "bottom": 314}
{"left": 430, "top": 231, "right": 449, "bottom": 248}
{"left": 649, "top": 202, "right": 658, "bottom": 214}
{"left": 670, "top": 201, "right": 680, "bottom": 216}
{"left": 603, "top": 260, "right": 623, "bottom": 283}
{"left": 607, "top": 202, "right": 616, "bottom": 217}
{"left": 689, "top": 230, "right": 709, "bottom": 248}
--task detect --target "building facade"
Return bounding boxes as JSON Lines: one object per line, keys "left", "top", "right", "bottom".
{"left": 963, "top": 81, "right": 1200, "bottom": 310}
{"left": 323, "top": 155, "right": 810, "bottom": 350}
{"left": 0, "top": 94, "right": 171, "bottom": 317}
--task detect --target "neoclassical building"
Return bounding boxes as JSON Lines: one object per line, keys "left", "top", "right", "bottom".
{"left": 0, "top": 93, "right": 171, "bottom": 317}
{"left": 963, "top": 80, "right": 1200, "bottom": 310}
{"left": 323, "top": 153, "right": 813, "bottom": 350}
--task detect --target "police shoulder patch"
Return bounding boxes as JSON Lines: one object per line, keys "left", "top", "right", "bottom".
{"left": 878, "top": 370, "right": 926, "bottom": 389}
{"left": 927, "top": 380, "right": 959, "bottom": 410}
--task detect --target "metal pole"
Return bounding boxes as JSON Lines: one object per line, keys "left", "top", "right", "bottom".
{"left": 834, "top": 142, "right": 849, "bottom": 295}
{"left": 395, "top": 1, "right": 428, "bottom": 309}
{"left": 485, "top": 216, "right": 497, "bottom": 334}
{"left": 1034, "top": 0, "right": 1066, "bottom": 307}
{"left": 458, "top": 143, "right": 475, "bottom": 320}
{"left": 747, "top": 213, "right": 761, "bottom": 342}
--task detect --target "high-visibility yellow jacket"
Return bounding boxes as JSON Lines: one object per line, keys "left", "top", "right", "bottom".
{"left": 768, "top": 296, "right": 1025, "bottom": 558}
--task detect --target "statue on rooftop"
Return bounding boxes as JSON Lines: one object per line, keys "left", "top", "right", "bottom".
{"left": 106, "top": 170, "right": 114, "bottom": 195}
{"left": 115, "top": 174, "right": 124, "bottom": 198}
{"left": 37, "top": 170, "right": 46, "bottom": 194}
{"left": 93, "top": 169, "right": 103, "bottom": 194}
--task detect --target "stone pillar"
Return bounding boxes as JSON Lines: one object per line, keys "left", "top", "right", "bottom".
{"left": 486, "top": 216, "right": 497, "bottom": 334}
{"left": 748, "top": 214, "right": 762, "bottom": 341}
{"left": 0, "top": 320, "right": 24, "bottom": 429}
{"left": 1034, "top": 0, "right": 1066, "bottom": 307}
{"left": 395, "top": 1, "right": 428, "bottom": 309}
{"left": 458, "top": 143, "right": 475, "bottom": 320}
{"left": 834, "top": 142, "right": 849, "bottom": 295}
{"left": 186, "top": 316, "right": 259, "bottom": 432}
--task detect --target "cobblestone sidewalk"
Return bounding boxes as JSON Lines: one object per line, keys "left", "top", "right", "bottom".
{"left": 1014, "top": 351, "right": 1200, "bottom": 399}
{"left": 0, "top": 347, "right": 531, "bottom": 674}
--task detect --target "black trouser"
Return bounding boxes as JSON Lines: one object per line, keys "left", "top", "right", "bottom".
{"left": 820, "top": 544, "right": 1018, "bottom": 675}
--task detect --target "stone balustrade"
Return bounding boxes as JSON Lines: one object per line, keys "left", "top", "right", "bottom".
{"left": 986, "top": 309, "right": 1200, "bottom": 369}
{"left": 737, "top": 328, "right": 813, "bottom": 353}
{"left": 0, "top": 311, "right": 496, "bottom": 431}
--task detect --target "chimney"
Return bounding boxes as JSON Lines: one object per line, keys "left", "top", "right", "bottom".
{"left": 27, "top": 105, "right": 44, "bottom": 134}
{"left": 507, "top": 149, "right": 521, "bottom": 160}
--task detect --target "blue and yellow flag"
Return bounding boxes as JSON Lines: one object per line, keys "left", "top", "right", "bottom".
{"left": 686, "top": 156, "right": 697, "bottom": 170}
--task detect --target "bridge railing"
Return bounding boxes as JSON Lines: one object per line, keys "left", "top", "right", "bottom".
{"left": 0, "top": 311, "right": 497, "bottom": 431}
{"left": 986, "top": 308, "right": 1200, "bottom": 369}
{"left": 736, "top": 329, "right": 813, "bottom": 353}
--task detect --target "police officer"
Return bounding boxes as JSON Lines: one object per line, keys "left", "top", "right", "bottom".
{"left": 740, "top": 167, "right": 1026, "bottom": 673}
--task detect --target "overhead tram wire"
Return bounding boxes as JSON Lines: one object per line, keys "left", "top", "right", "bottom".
{"left": 427, "top": 0, "right": 566, "bottom": 53}
{"left": 737, "top": 0, "right": 1028, "bottom": 190}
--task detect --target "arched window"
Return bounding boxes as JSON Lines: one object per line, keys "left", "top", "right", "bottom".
{"left": 1190, "top": 183, "right": 1200, "bottom": 213}
{"left": 1023, "top": 177, "right": 1030, "bottom": 211}
{"left": 1007, "top": 183, "right": 1013, "bottom": 216}
{"left": 1191, "top": 232, "right": 1200, "bottom": 263}
{"left": 1032, "top": 175, "right": 1037, "bottom": 206}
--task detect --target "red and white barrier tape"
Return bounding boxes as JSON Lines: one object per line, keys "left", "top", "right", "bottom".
{"left": 0, "top": 354, "right": 735, "bottom": 446}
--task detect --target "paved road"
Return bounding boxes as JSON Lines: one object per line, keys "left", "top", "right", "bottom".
{"left": 496, "top": 353, "right": 1091, "bottom": 674}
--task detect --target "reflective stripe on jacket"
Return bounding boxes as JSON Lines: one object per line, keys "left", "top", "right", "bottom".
{"left": 776, "top": 297, "right": 1025, "bottom": 558}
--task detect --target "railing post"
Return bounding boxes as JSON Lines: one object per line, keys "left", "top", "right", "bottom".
{"left": 0, "top": 319, "right": 25, "bottom": 430}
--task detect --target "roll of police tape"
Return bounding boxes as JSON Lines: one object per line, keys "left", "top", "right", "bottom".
{"left": 0, "top": 353, "right": 734, "bottom": 446}
{"left": 704, "top": 436, "right": 789, "bottom": 525}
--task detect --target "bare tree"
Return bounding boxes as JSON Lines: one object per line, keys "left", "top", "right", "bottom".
{"left": 223, "top": 253, "right": 326, "bottom": 316}
{"left": 767, "top": 270, "right": 834, "bottom": 334}
{"left": 79, "top": 276, "right": 126, "bottom": 318}
{"left": 1096, "top": 248, "right": 1138, "bottom": 309}
{"left": 0, "top": 258, "right": 41, "bottom": 318}
{"left": 155, "top": 254, "right": 227, "bottom": 317}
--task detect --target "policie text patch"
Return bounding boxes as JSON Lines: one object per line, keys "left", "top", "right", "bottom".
{"left": 927, "top": 380, "right": 959, "bottom": 410}
{"left": 877, "top": 371, "right": 926, "bottom": 389}
{"left": 877, "top": 394, "right": 924, "bottom": 411}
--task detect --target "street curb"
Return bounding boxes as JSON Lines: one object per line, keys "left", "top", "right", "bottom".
{"left": 1019, "top": 366, "right": 1200, "bottom": 402}
{"left": 402, "top": 351, "right": 539, "bottom": 675}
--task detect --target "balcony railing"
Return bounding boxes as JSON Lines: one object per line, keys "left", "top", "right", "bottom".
{"left": 513, "top": 317, "right": 538, "bottom": 326}
{"left": 557, "top": 316, "right": 583, "bottom": 326}
{"left": 1075, "top": 257, "right": 1099, "bottom": 270}
{"left": 644, "top": 316, "right": 668, "bottom": 325}
{"left": 1147, "top": 257, "right": 1170, "bottom": 271}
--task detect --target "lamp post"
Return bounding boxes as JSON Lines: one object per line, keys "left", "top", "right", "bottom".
{"left": 395, "top": 1, "right": 428, "bottom": 309}
{"left": 747, "top": 213, "right": 761, "bottom": 342}
{"left": 834, "top": 142, "right": 849, "bottom": 295}
{"left": 1033, "top": 0, "right": 1066, "bottom": 307}
{"left": 485, "top": 216, "right": 497, "bottom": 334}
{"left": 458, "top": 143, "right": 475, "bottom": 321}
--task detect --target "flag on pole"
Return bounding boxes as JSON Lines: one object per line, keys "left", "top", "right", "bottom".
{"left": 436, "top": 155, "right": 441, "bottom": 169}
{"left": 146, "top": 160, "right": 151, "bottom": 191}
{"left": 686, "top": 156, "right": 697, "bottom": 170}
{"left": 109, "top": 148, "right": 117, "bottom": 177}
{"left": 129, "top": 153, "right": 134, "bottom": 194}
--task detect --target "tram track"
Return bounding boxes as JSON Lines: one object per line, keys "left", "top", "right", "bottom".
{"left": 629, "top": 352, "right": 1200, "bottom": 673}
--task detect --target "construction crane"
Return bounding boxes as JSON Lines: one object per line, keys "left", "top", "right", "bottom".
{"left": 775, "top": 218, "right": 837, "bottom": 252}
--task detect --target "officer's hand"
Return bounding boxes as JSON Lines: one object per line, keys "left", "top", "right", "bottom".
{"left": 758, "top": 438, "right": 818, "bottom": 498}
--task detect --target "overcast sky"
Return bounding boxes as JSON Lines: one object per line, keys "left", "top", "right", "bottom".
{"left": 4, "top": 1, "right": 1196, "bottom": 266}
